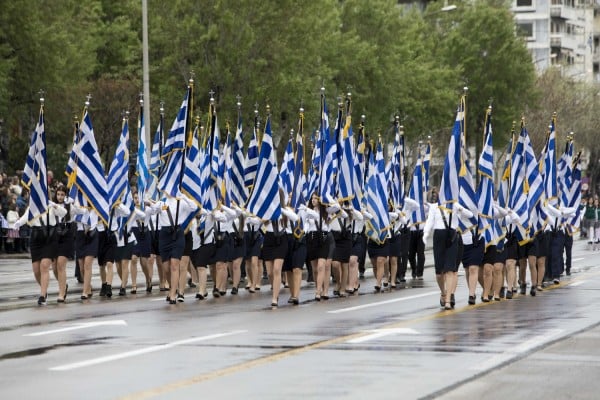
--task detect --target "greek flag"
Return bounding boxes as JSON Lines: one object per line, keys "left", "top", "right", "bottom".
{"left": 159, "top": 86, "right": 190, "bottom": 197}
{"left": 319, "top": 96, "right": 337, "bottom": 205}
{"left": 477, "top": 110, "right": 497, "bottom": 248}
{"left": 247, "top": 115, "right": 281, "bottom": 220}
{"left": 351, "top": 122, "right": 365, "bottom": 211}
{"left": 230, "top": 111, "right": 248, "bottom": 206}
{"left": 408, "top": 148, "right": 426, "bottom": 227}
{"left": 567, "top": 155, "right": 582, "bottom": 230}
{"left": 22, "top": 105, "right": 49, "bottom": 221}
{"left": 423, "top": 142, "right": 431, "bottom": 193}
{"left": 107, "top": 118, "right": 130, "bottom": 212}
{"left": 244, "top": 115, "right": 259, "bottom": 191}
{"left": 290, "top": 113, "right": 306, "bottom": 210}
{"left": 523, "top": 127, "right": 544, "bottom": 234}
{"left": 497, "top": 136, "right": 513, "bottom": 209}
{"left": 307, "top": 128, "right": 321, "bottom": 200}
{"left": 336, "top": 113, "right": 354, "bottom": 204}
{"left": 202, "top": 107, "right": 220, "bottom": 212}
{"left": 365, "top": 139, "right": 390, "bottom": 244}
{"left": 219, "top": 124, "right": 231, "bottom": 207}
{"left": 439, "top": 98, "right": 465, "bottom": 212}
{"left": 543, "top": 118, "right": 558, "bottom": 207}
{"left": 136, "top": 103, "right": 149, "bottom": 209}
{"left": 279, "top": 133, "right": 295, "bottom": 206}
{"left": 389, "top": 122, "right": 405, "bottom": 209}
{"left": 506, "top": 126, "right": 528, "bottom": 242}
{"left": 181, "top": 124, "right": 203, "bottom": 208}
{"left": 457, "top": 150, "right": 478, "bottom": 233}
{"left": 146, "top": 117, "right": 163, "bottom": 201}
{"left": 558, "top": 138, "right": 573, "bottom": 208}
{"left": 75, "top": 109, "right": 109, "bottom": 225}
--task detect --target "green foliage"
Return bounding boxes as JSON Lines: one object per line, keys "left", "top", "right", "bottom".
{"left": 0, "top": 0, "right": 547, "bottom": 179}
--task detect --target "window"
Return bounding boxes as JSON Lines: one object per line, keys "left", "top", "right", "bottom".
{"left": 517, "top": 22, "right": 534, "bottom": 39}
{"left": 516, "top": 0, "right": 533, "bottom": 6}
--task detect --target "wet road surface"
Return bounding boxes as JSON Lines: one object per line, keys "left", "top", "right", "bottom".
{"left": 1, "top": 240, "right": 599, "bottom": 399}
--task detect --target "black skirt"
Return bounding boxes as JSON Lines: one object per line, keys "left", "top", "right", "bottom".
{"left": 461, "top": 238, "right": 484, "bottom": 267}
{"left": 213, "top": 232, "right": 233, "bottom": 263}
{"left": 261, "top": 232, "right": 288, "bottom": 261}
{"left": 55, "top": 223, "right": 75, "bottom": 259}
{"left": 306, "top": 231, "right": 331, "bottom": 261}
{"left": 29, "top": 226, "right": 58, "bottom": 262}
{"left": 332, "top": 231, "right": 352, "bottom": 263}
{"left": 351, "top": 234, "right": 365, "bottom": 259}
{"left": 244, "top": 231, "right": 263, "bottom": 259}
{"left": 158, "top": 227, "right": 185, "bottom": 261}
{"left": 191, "top": 243, "right": 216, "bottom": 267}
{"left": 432, "top": 228, "right": 459, "bottom": 274}
{"left": 75, "top": 229, "right": 99, "bottom": 258}
{"left": 367, "top": 239, "right": 389, "bottom": 259}
{"left": 98, "top": 230, "right": 117, "bottom": 265}
{"left": 132, "top": 226, "right": 151, "bottom": 258}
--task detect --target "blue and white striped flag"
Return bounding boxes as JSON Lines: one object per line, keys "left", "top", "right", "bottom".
{"left": 457, "top": 150, "right": 478, "bottom": 233}
{"left": 365, "top": 139, "right": 390, "bottom": 244}
{"left": 408, "top": 147, "right": 426, "bottom": 227}
{"left": 279, "top": 133, "right": 295, "bottom": 206}
{"left": 477, "top": 109, "right": 497, "bottom": 248}
{"left": 523, "top": 127, "right": 544, "bottom": 234}
{"left": 439, "top": 98, "right": 465, "bottom": 212}
{"left": 291, "top": 112, "right": 306, "bottom": 210}
{"left": 351, "top": 122, "right": 366, "bottom": 211}
{"left": 244, "top": 114, "right": 260, "bottom": 191}
{"left": 307, "top": 128, "right": 321, "bottom": 200}
{"left": 543, "top": 118, "right": 558, "bottom": 208}
{"left": 319, "top": 96, "right": 336, "bottom": 205}
{"left": 158, "top": 86, "right": 190, "bottom": 197}
{"left": 75, "top": 109, "right": 109, "bottom": 225}
{"left": 107, "top": 118, "right": 130, "bottom": 213}
{"left": 247, "top": 115, "right": 281, "bottom": 220}
{"left": 423, "top": 141, "right": 431, "bottom": 193}
{"left": 136, "top": 102, "right": 149, "bottom": 209}
{"left": 181, "top": 123, "right": 203, "bottom": 208}
{"left": 22, "top": 105, "right": 49, "bottom": 222}
{"left": 146, "top": 116, "right": 163, "bottom": 201}
{"left": 337, "top": 113, "right": 354, "bottom": 204}
{"left": 230, "top": 111, "right": 248, "bottom": 207}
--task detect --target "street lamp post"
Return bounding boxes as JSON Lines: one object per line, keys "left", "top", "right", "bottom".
{"left": 142, "top": 0, "right": 151, "bottom": 150}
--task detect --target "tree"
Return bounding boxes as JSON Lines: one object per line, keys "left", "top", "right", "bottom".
{"left": 435, "top": 0, "right": 538, "bottom": 149}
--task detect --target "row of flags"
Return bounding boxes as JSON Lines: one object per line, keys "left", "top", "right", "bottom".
{"left": 20, "top": 85, "right": 580, "bottom": 249}
{"left": 440, "top": 95, "right": 582, "bottom": 251}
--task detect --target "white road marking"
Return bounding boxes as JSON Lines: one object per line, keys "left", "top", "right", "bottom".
{"left": 572, "top": 257, "right": 584, "bottom": 262}
{"left": 24, "top": 320, "right": 127, "bottom": 337}
{"left": 347, "top": 328, "right": 419, "bottom": 343}
{"left": 569, "top": 280, "right": 586, "bottom": 287}
{"left": 328, "top": 291, "right": 440, "bottom": 314}
{"left": 471, "top": 329, "right": 564, "bottom": 371}
{"left": 49, "top": 330, "right": 247, "bottom": 371}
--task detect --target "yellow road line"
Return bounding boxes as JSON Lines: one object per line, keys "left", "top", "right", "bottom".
{"left": 118, "top": 269, "right": 597, "bottom": 399}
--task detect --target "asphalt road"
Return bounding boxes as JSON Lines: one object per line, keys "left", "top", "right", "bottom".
{"left": 1, "top": 239, "right": 599, "bottom": 400}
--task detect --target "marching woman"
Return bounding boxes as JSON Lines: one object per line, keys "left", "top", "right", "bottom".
{"left": 284, "top": 203, "right": 308, "bottom": 305}
{"left": 115, "top": 200, "right": 145, "bottom": 296}
{"left": 389, "top": 198, "right": 420, "bottom": 287}
{"left": 500, "top": 208, "right": 521, "bottom": 299}
{"left": 70, "top": 203, "right": 102, "bottom": 300}
{"left": 348, "top": 207, "right": 371, "bottom": 294}
{"left": 546, "top": 203, "right": 577, "bottom": 284}
{"left": 52, "top": 185, "right": 75, "bottom": 302}
{"left": 305, "top": 192, "right": 335, "bottom": 301}
{"left": 15, "top": 201, "right": 67, "bottom": 305}
{"left": 330, "top": 203, "right": 351, "bottom": 297}
{"left": 211, "top": 203, "right": 238, "bottom": 297}
{"left": 227, "top": 205, "right": 246, "bottom": 295}
{"left": 131, "top": 191, "right": 154, "bottom": 293}
{"left": 261, "top": 191, "right": 298, "bottom": 307}
{"left": 146, "top": 192, "right": 198, "bottom": 304}
{"left": 367, "top": 223, "right": 390, "bottom": 293}
{"left": 191, "top": 209, "right": 227, "bottom": 300}
{"left": 243, "top": 211, "right": 264, "bottom": 293}
{"left": 422, "top": 202, "right": 472, "bottom": 309}
{"left": 458, "top": 209, "right": 484, "bottom": 305}
{"left": 480, "top": 203, "right": 509, "bottom": 302}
